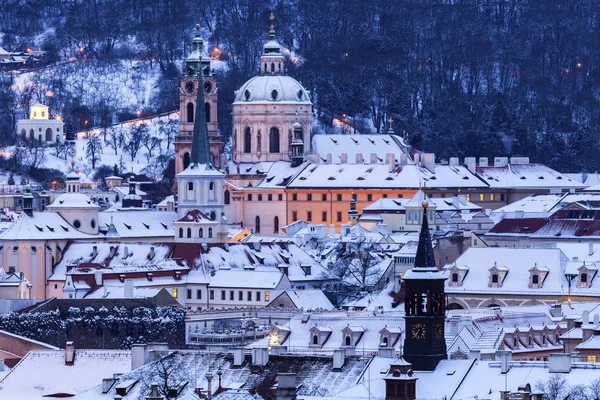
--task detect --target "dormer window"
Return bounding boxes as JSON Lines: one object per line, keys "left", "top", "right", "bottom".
{"left": 528, "top": 264, "right": 548, "bottom": 288}
{"left": 488, "top": 263, "right": 508, "bottom": 288}
{"left": 576, "top": 263, "right": 597, "bottom": 288}
{"left": 448, "top": 264, "right": 469, "bottom": 287}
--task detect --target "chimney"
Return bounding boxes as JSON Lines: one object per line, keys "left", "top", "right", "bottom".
{"left": 549, "top": 353, "right": 572, "bottom": 373}
{"left": 469, "top": 350, "right": 481, "bottom": 360}
{"left": 386, "top": 153, "right": 395, "bottom": 172}
{"left": 205, "top": 373, "right": 213, "bottom": 400}
{"left": 447, "top": 315, "right": 461, "bottom": 338}
{"left": 65, "top": 341, "right": 75, "bottom": 365}
{"left": 252, "top": 347, "right": 269, "bottom": 366}
{"left": 449, "top": 157, "right": 459, "bottom": 167}
{"left": 124, "top": 279, "right": 134, "bottom": 298}
{"left": 496, "top": 350, "right": 511, "bottom": 374}
{"left": 131, "top": 344, "right": 149, "bottom": 370}
{"left": 94, "top": 270, "right": 103, "bottom": 286}
{"left": 276, "top": 372, "right": 297, "bottom": 400}
{"left": 589, "top": 243, "right": 594, "bottom": 256}
{"left": 333, "top": 349, "right": 345, "bottom": 370}
{"left": 479, "top": 157, "right": 489, "bottom": 167}
{"left": 329, "top": 224, "right": 335, "bottom": 233}
{"left": 464, "top": 157, "right": 476, "bottom": 173}
{"left": 594, "top": 314, "right": 600, "bottom": 326}
{"left": 494, "top": 157, "right": 508, "bottom": 167}
{"left": 340, "top": 153, "right": 348, "bottom": 164}
{"left": 102, "top": 377, "right": 116, "bottom": 394}
{"left": 148, "top": 246, "right": 155, "bottom": 259}
{"left": 451, "top": 196, "right": 459, "bottom": 210}
{"left": 413, "top": 153, "right": 420, "bottom": 165}
{"left": 123, "top": 246, "right": 129, "bottom": 259}
{"left": 370, "top": 153, "right": 378, "bottom": 164}
{"left": 91, "top": 245, "right": 98, "bottom": 258}
{"left": 253, "top": 241, "right": 261, "bottom": 251}
{"left": 109, "top": 246, "right": 116, "bottom": 258}
{"left": 399, "top": 153, "right": 408, "bottom": 165}
{"left": 233, "top": 347, "right": 245, "bottom": 367}
{"left": 550, "top": 304, "right": 562, "bottom": 318}
{"left": 355, "top": 153, "right": 363, "bottom": 163}
{"left": 146, "top": 382, "right": 164, "bottom": 400}
{"left": 326, "top": 153, "right": 332, "bottom": 164}
{"left": 377, "top": 223, "right": 387, "bottom": 234}
{"left": 583, "top": 310, "right": 590, "bottom": 325}
{"left": 422, "top": 153, "right": 435, "bottom": 172}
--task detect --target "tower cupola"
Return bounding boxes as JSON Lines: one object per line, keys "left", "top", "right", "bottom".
{"left": 186, "top": 24, "right": 212, "bottom": 77}
{"left": 23, "top": 184, "right": 33, "bottom": 217}
{"left": 260, "top": 13, "right": 285, "bottom": 75}
{"left": 291, "top": 121, "right": 304, "bottom": 167}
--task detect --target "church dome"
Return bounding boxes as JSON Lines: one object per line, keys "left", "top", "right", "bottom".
{"left": 234, "top": 75, "right": 311, "bottom": 104}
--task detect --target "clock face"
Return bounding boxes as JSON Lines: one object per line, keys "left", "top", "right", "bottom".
{"left": 435, "top": 323, "right": 443, "bottom": 339}
{"left": 204, "top": 80, "right": 213, "bottom": 93}
{"left": 411, "top": 323, "right": 426, "bottom": 339}
{"left": 185, "top": 80, "right": 195, "bottom": 93}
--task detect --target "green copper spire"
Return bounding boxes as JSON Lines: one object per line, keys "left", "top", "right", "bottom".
{"left": 190, "top": 75, "right": 212, "bottom": 167}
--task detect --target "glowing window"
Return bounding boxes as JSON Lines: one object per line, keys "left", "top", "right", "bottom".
{"left": 172, "top": 288, "right": 178, "bottom": 298}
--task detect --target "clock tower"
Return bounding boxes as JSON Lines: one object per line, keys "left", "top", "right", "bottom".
{"left": 175, "top": 24, "right": 223, "bottom": 176}
{"left": 402, "top": 201, "right": 447, "bottom": 371}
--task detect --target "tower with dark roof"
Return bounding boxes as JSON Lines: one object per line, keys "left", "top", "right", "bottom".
{"left": 401, "top": 201, "right": 447, "bottom": 371}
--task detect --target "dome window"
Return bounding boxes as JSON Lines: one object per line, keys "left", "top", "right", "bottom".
{"left": 271, "top": 89, "right": 278, "bottom": 101}
{"left": 297, "top": 90, "right": 303, "bottom": 100}
{"left": 244, "top": 90, "right": 251, "bottom": 101}
{"left": 91, "top": 219, "right": 96, "bottom": 229}
{"left": 73, "top": 219, "right": 81, "bottom": 229}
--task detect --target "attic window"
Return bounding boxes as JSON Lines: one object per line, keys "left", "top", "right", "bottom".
{"left": 123, "top": 223, "right": 132, "bottom": 230}
{"left": 520, "top": 176, "right": 526, "bottom": 180}
{"left": 271, "top": 89, "right": 278, "bottom": 100}
{"left": 297, "top": 90, "right": 303, "bottom": 100}
{"left": 385, "top": 177, "right": 394, "bottom": 180}
{"left": 557, "top": 176, "right": 563, "bottom": 180}
{"left": 266, "top": 176, "right": 275, "bottom": 183}
{"left": 462, "top": 176, "right": 469, "bottom": 180}
{"left": 357, "top": 177, "right": 365, "bottom": 180}
{"left": 61, "top": 225, "right": 69, "bottom": 232}
{"left": 160, "top": 222, "right": 168, "bottom": 229}
{"left": 46, "top": 225, "right": 54, "bottom": 232}
{"left": 328, "top": 177, "right": 336, "bottom": 180}
{"left": 430, "top": 176, "right": 437, "bottom": 180}
{"left": 244, "top": 90, "right": 251, "bottom": 101}
{"left": 538, "top": 176, "right": 544, "bottom": 179}
{"left": 143, "top": 222, "right": 150, "bottom": 229}
{"left": 35, "top": 225, "right": 43, "bottom": 232}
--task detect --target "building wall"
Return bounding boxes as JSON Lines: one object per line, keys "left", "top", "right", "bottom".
{"left": 17, "top": 119, "right": 64, "bottom": 143}
{"left": 231, "top": 103, "right": 311, "bottom": 163}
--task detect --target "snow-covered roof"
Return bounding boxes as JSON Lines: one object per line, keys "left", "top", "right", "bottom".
{"left": 47, "top": 192, "right": 100, "bottom": 209}
{"left": 233, "top": 75, "right": 311, "bottom": 104}
{"left": 157, "top": 195, "right": 175, "bottom": 207}
{"left": 0, "top": 349, "right": 131, "bottom": 400}
{"left": 209, "top": 269, "right": 284, "bottom": 289}
{"left": 476, "top": 163, "right": 584, "bottom": 189}
{"left": 0, "top": 212, "right": 95, "bottom": 240}
{"left": 311, "top": 134, "right": 410, "bottom": 165}
{"left": 98, "top": 211, "right": 176, "bottom": 238}
{"left": 113, "top": 185, "right": 146, "bottom": 197}
{"left": 249, "top": 312, "right": 404, "bottom": 351}
{"left": 269, "top": 289, "right": 335, "bottom": 310}
{"left": 443, "top": 247, "right": 599, "bottom": 296}
{"left": 287, "top": 163, "right": 487, "bottom": 189}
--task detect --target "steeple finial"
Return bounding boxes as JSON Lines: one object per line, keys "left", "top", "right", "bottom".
{"left": 269, "top": 13, "right": 276, "bottom": 39}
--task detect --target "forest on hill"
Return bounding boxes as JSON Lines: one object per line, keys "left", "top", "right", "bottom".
{"left": 1, "top": 0, "right": 600, "bottom": 171}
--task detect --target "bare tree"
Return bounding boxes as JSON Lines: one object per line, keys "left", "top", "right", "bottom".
{"left": 125, "top": 123, "right": 147, "bottom": 161}
{"left": 157, "top": 118, "right": 178, "bottom": 150}
{"left": 86, "top": 135, "right": 102, "bottom": 169}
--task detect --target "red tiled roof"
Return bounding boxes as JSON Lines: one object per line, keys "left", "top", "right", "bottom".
{"left": 488, "top": 218, "right": 548, "bottom": 235}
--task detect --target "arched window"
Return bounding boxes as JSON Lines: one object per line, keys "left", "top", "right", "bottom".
{"left": 38, "top": 134, "right": 42, "bottom": 141}
{"left": 183, "top": 152, "right": 191, "bottom": 169}
{"left": 210, "top": 211, "right": 216, "bottom": 220}
{"left": 29, "top": 129, "right": 34, "bottom": 140}
{"left": 205, "top": 102, "right": 211, "bottom": 122}
{"left": 312, "top": 335, "right": 318, "bottom": 345}
{"left": 199, "top": 228, "right": 203, "bottom": 238}
{"left": 382, "top": 336, "right": 389, "bottom": 347}
{"left": 264, "top": 63, "right": 267, "bottom": 72}
{"left": 45, "top": 127, "right": 52, "bottom": 141}
{"left": 20, "top": 129, "right": 26, "bottom": 138}
{"left": 224, "top": 190, "right": 230, "bottom": 205}
{"left": 451, "top": 273, "right": 459, "bottom": 283}
{"left": 179, "top": 227, "right": 183, "bottom": 238}
{"left": 273, "top": 216, "right": 279, "bottom": 233}
{"left": 187, "top": 228, "right": 192, "bottom": 238}
{"left": 187, "top": 102, "right": 194, "bottom": 123}
{"left": 208, "top": 227, "right": 213, "bottom": 238}
{"left": 581, "top": 273, "right": 588, "bottom": 283}
{"left": 244, "top": 127, "right": 252, "bottom": 153}
{"left": 209, "top": 182, "right": 214, "bottom": 190}
{"left": 271, "top": 62, "right": 275, "bottom": 72}
{"left": 345, "top": 336, "right": 351, "bottom": 346}
{"left": 56, "top": 135, "right": 60, "bottom": 142}
{"left": 269, "top": 127, "right": 280, "bottom": 153}
{"left": 492, "top": 274, "right": 499, "bottom": 283}
{"left": 255, "top": 216, "right": 261, "bottom": 233}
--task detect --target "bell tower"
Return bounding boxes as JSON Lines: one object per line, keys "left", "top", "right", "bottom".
{"left": 402, "top": 201, "right": 447, "bottom": 371}
{"left": 175, "top": 24, "right": 222, "bottom": 176}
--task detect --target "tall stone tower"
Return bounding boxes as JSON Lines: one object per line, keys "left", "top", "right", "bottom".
{"left": 402, "top": 201, "right": 448, "bottom": 371}
{"left": 175, "top": 24, "right": 223, "bottom": 175}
